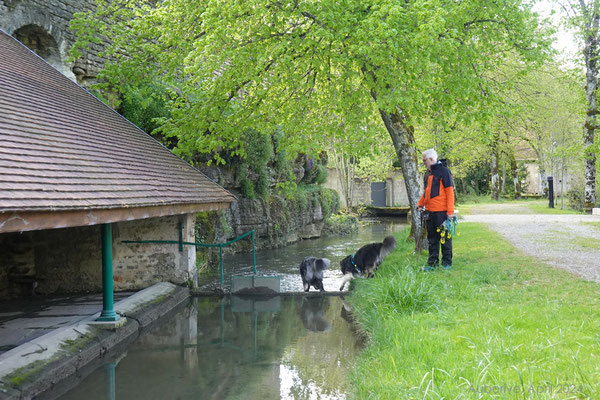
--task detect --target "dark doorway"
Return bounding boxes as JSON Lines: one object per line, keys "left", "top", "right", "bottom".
{"left": 371, "top": 182, "right": 386, "bottom": 206}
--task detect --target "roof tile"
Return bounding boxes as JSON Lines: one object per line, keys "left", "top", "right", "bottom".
{"left": 0, "top": 30, "right": 236, "bottom": 213}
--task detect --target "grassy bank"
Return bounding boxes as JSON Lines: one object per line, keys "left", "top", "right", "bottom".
{"left": 457, "top": 197, "right": 583, "bottom": 215}
{"left": 348, "top": 223, "right": 600, "bottom": 399}
{"left": 526, "top": 200, "right": 584, "bottom": 215}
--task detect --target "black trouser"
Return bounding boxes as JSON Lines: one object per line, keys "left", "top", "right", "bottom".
{"left": 426, "top": 211, "right": 452, "bottom": 267}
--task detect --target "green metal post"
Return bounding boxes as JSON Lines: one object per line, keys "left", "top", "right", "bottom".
{"left": 252, "top": 230, "right": 256, "bottom": 275}
{"left": 219, "top": 246, "right": 224, "bottom": 286}
{"left": 97, "top": 224, "right": 120, "bottom": 322}
{"left": 104, "top": 362, "right": 116, "bottom": 400}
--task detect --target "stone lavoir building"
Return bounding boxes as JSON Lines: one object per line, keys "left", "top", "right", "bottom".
{"left": 0, "top": 30, "right": 236, "bottom": 302}
{"left": 0, "top": 0, "right": 106, "bottom": 84}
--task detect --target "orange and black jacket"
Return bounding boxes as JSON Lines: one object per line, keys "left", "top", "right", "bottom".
{"left": 418, "top": 162, "right": 455, "bottom": 213}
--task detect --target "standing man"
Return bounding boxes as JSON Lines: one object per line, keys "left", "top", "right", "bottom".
{"left": 417, "top": 149, "right": 455, "bottom": 270}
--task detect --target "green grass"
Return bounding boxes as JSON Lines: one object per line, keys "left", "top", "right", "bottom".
{"left": 538, "top": 229, "right": 600, "bottom": 251}
{"left": 526, "top": 200, "right": 583, "bottom": 215}
{"left": 7, "top": 360, "right": 47, "bottom": 387}
{"left": 456, "top": 197, "right": 583, "bottom": 216}
{"left": 455, "top": 195, "right": 498, "bottom": 215}
{"left": 348, "top": 224, "right": 600, "bottom": 400}
{"left": 583, "top": 222, "right": 600, "bottom": 230}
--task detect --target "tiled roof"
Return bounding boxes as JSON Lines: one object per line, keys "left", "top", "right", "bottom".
{"left": 0, "top": 30, "right": 235, "bottom": 213}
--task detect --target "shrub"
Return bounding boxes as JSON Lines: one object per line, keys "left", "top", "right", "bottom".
{"left": 323, "top": 213, "right": 359, "bottom": 235}
{"left": 256, "top": 170, "right": 269, "bottom": 198}
{"left": 314, "top": 164, "right": 328, "bottom": 184}
{"left": 119, "top": 80, "right": 173, "bottom": 147}
{"left": 567, "top": 179, "right": 585, "bottom": 211}
{"left": 320, "top": 188, "right": 338, "bottom": 219}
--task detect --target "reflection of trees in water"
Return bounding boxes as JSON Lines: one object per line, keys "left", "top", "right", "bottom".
{"left": 284, "top": 296, "right": 364, "bottom": 398}
{"left": 193, "top": 297, "right": 307, "bottom": 399}
{"left": 61, "top": 296, "right": 362, "bottom": 400}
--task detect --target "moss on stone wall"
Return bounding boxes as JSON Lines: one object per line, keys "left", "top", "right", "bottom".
{"left": 194, "top": 211, "right": 233, "bottom": 274}
{"left": 194, "top": 184, "right": 340, "bottom": 271}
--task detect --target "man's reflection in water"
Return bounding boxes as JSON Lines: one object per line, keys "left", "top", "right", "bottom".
{"left": 300, "top": 296, "right": 331, "bottom": 332}
{"left": 339, "top": 296, "right": 368, "bottom": 346}
{"left": 339, "top": 296, "right": 353, "bottom": 325}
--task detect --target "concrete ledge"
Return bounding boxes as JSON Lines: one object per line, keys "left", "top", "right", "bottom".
{"left": 87, "top": 317, "right": 128, "bottom": 330}
{"left": 124, "top": 283, "right": 189, "bottom": 328}
{"left": 0, "top": 283, "right": 190, "bottom": 400}
{"left": 592, "top": 208, "right": 600, "bottom": 216}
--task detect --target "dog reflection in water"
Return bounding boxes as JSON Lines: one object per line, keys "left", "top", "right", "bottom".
{"left": 339, "top": 236, "right": 396, "bottom": 291}
{"left": 300, "top": 297, "right": 331, "bottom": 332}
{"left": 299, "top": 257, "right": 330, "bottom": 292}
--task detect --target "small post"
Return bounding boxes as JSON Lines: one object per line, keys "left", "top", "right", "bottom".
{"left": 547, "top": 176, "right": 554, "bottom": 208}
{"left": 97, "top": 224, "right": 119, "bottom": 322}
{"left": 252, "top": 230, "right": 257, "bottom": 275}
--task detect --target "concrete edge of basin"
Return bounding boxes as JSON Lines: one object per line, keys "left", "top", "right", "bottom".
{"left": 0, "top": 283, "right": 190, "bottom": 400}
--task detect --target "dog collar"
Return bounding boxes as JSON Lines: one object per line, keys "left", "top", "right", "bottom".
{"left": 351, "top": 254, "right": 361, "bottom": 273}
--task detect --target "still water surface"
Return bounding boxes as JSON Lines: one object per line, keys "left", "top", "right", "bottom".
{"left": 212, "top": 220, "right": 407, "bottom": 292}
{"left": 61, "top": 221, "right": 406, "bottom": 399}
{"left": 61, "top": 296, "right": 362, "bottom": 400}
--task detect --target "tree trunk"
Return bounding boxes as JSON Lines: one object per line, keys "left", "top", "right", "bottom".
{"left": 377, "top": 108, "right": 423, "bottom": 239}
{"left": 583, "top": 19, "right": 599, "bottom": 211}
{"left": 349, "top": 157, "right": 355, "bottom": 208}
{"left": 560, "top": 158, "right": 565, "bottom": 209}
{"left": 539, "top": 164, "right": 547, "bottom": 195}
{"left": 509, "top": 152, "right": 521, "bottom": 199}
{"left": 490, "top": 133, "right": 500, "bottom": 200}
{"left": 331, "top": 148, "right": 354, "bottom": 208}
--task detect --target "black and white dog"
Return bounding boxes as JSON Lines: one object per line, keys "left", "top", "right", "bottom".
{"left": 339, "top": 236, "right": 396, "bottom": 290}
{"left": 300, "top": 297, "right": 331, "bottom": 332}
{"left": 299, "top": 257, "right": 330, "bottom": 292}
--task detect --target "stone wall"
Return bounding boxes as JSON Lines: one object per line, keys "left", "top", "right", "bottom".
{"left": 113, "top": 213, "right": 196, "bottom": 290}
{"left": 323, "top": 168, "right": 371, "bottom": 208}
{"left": 386, "top": 172, "right": 410, "bottom": 206}
{"left": 0, "top": 0, "right": 107, "bottom": 84}
{"left": 0, "top": 231, "right": 36, "bottom": 298}
{"left": 226, "top": 196, "right": 326, "bottom": 249}
{"left": 197, "top": 191, "right": 337, "bottom": 257}
{"left": 323, "top": 167, "right": 410, "bottom": 208}
{"left": 0, "top": 214, "right": 196, "bottom": 299}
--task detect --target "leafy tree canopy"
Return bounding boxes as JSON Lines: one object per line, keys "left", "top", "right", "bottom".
{"left": 72, "top": 0, "right": 552, "bottom": 159}
{"left": 72, "top": 0, "right": 554, "bottom": 229}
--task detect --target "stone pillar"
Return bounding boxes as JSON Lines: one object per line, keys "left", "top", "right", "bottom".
{"left": 180, "top": 213, "right": 196, "bottom": 287}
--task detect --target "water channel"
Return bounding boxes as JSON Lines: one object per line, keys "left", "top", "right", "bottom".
{"left": 210, "top": 220, "right": 407, "bottom": 292}
{"left": 58, "top": 221, "right": 406, "bottom": 400}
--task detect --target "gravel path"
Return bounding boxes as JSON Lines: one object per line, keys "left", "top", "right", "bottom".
{"left": 462, "top": 205, "right": 600, "bottom": 282}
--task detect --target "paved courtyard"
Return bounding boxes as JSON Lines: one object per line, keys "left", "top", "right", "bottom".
{"left": 0, "top": 292, "right": 132, "bottom": 355}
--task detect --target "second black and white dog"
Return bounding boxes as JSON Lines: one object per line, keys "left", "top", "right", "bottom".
{"left": 299, "top": 257, "right": 331, "bottom": 292}
{"left": 339, "top": 236, "right": 396, "bottom": 290}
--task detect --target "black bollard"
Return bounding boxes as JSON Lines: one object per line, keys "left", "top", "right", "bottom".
{"left": 547, "top": 176, "right": 554, "bottom": 208}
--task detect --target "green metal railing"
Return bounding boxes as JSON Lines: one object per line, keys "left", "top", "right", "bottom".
{"left": 123, "top": 228, "right": 257, "bottom": 286}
